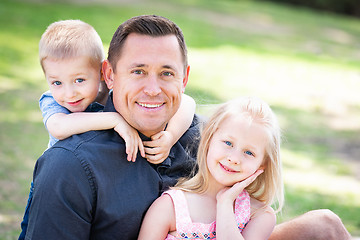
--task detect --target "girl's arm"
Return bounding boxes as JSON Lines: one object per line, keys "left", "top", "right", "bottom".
{"left": 241, "top": 201, "right": 276, "bottom": 240}
{"left": 47, "top": 112, "right": 144, "bottom": 161}
{"left": 138, "top": 194, "right": 176, "bottom": 240}
{"left": 143, "top": 93, "right": 196, "bottom": 164}
{"left": 216, "top": 170, "right": 264, "bottom": 240}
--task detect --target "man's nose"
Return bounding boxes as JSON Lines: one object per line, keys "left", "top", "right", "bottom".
{"left": 143, "top": 74, "right": 161, "bottom": 96}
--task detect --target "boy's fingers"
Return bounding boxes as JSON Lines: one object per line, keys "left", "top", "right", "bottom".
{"left": 138, "top": 142, "right": 145, "bottom": 158}
{"left": 144, "top": 147, "right": 160, "bottom": 155}
{"left": 146, "top": 154, "right": 165, "bottom": 164}
{"left": 150, "top": 131, "right": 163, "bottom": 141}
{"left": 142, "top": 140, "right": 158, "bottom": 148}
{"left": 131, "top": 146, "right": 138, "bottom": 162}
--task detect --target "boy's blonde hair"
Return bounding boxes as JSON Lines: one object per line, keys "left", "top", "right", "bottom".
{"left": 39, "top": 19, "right": 105, "bottom": 71}
{"left": 175, "top": 97, "right": 284, "bottom": 213}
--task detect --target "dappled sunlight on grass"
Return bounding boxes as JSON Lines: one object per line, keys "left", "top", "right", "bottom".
{"left": 281, "top": 185, "right": 360, "bottom": 235}
{"left": 1, "top": 0, "right": 360, "bottom": 237}
{"left": 282, "top": 150, "right": 360, "bottom": 194}
{"left": 188, "top": 46, "right": 360, "bottom": 113}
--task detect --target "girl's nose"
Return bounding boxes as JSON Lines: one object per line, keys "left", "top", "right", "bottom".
{"left": 227, "top": 150, "right": 241, "bottom": 165}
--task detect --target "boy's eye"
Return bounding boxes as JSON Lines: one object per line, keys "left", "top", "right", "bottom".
{"left": 224, "top": 141, "right": 232, "bottom": 147}
{"left": 75, "top": 78, "right": 85, "bottom": 83}
{"left": 245, "top": 150, "right": 254, "bottom": 156}
{"left": 53, "top": 81, "right": 62, "bottom": 86}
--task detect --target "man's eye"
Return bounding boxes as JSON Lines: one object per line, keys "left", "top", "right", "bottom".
{"left": 224, "top": 141, "right": 232, "bottom": 147}
{"left": 75, "top": 78, "right": 85, "bottom": 83}
{"left": 53, "top": 81, "right": 62, "bottom": 86}
{"left": 133, "top": 70, "right": 144, "bottom": 75}
{"left": 162, "top": 71, "right": 174, "bottom": 77}
{"left": 245, "top": 150, "right": 254, "bottom": 156}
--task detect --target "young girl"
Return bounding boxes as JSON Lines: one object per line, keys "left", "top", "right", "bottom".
{"left": 138, "top": 97, "right": 284, "bottom": 240}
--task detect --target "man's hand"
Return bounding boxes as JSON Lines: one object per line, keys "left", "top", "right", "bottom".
{"left": 143, "top": 131, "right": 174, "bottom": 164}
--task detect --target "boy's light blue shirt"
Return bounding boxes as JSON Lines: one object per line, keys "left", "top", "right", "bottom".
{"left": 39, "top": 91, "right": 70, "bottom": 148}
{"left": 39, "top": 91, "right": 104, "bottom": 148}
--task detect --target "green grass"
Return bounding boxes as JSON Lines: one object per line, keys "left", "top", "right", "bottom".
{"left": 1, "top": 0, "right": 360, "bottom": 238}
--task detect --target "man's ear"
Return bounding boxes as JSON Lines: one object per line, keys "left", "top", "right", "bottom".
{"left": 181, "top": 65, "right": 190, "bottom": 93}
{"left": 102, "top": 60, "right": 114, "bottom": 89}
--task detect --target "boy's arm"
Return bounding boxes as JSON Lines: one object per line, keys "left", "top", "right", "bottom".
{"left": 47, "top": 112, "right": 144, "bottom": 162}
{"left": 47, "top": 112, "right": 123, "bottom": 139}
{"left": 143, "top": 94, "right": 196, "bottom": 164}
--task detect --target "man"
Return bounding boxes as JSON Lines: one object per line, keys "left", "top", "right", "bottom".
{"left": 24, "top": 15, "right": 351, "bottom": 239}
{"left": 25, "top": 15, "right": 199, "bottom": 239}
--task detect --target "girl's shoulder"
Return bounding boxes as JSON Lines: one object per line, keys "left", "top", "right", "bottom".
{"left": 250, "top": 197, "right": 275, "bottom": 218}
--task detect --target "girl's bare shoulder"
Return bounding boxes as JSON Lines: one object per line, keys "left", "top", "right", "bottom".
{"left": 250, "top": 197, "right": 275, "bottom": 217}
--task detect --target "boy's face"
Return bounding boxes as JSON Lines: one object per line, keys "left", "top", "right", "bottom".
{"left": 104, "top": 33, "right": 189, "bottom": 137}
{"left": 43, "top": 56, "right": 101, "bottom": 112}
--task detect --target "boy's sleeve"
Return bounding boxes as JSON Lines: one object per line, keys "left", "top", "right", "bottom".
{"left": 39, "top": 91, "right": 70, "bottom": 128}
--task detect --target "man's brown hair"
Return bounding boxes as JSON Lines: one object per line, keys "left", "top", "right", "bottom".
{"left": 108, "top": 15, "right": 188, "bottom": 74}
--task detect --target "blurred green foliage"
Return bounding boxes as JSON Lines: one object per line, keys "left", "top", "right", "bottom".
{"left": 1, "top": 0, "right": 360, "bottom": 238}
{"left": 255, "top": 0, "right": 360, "bottom": 17}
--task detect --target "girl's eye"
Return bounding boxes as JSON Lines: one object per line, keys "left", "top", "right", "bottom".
{"left": 53, "top": 81, "right": 62, "bottom": 86}
{"left": 224, "top": 141, "right": 232, "bottom": 147}
{"left": 75, "top": 78, "right": 85, "bottom": 83}
{"left": 245, "top": 150, "right": 254, "bottom": 156}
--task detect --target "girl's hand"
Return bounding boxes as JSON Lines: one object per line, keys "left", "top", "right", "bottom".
{"left": 216, "top": 169, "right": 264, "bottom": 206}
{"left": 114, "top": 118, "right": 145, "bottom": 162}
{"left": 142, "top": 131, "right": 174, "bottom": 164}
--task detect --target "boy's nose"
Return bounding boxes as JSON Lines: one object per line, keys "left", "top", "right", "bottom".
{"left": 65, "top": 86, "right": 77, "bottom": 99}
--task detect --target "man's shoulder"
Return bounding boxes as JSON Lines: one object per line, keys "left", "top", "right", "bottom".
{"left": 38, "top": 130, "right": 124, "bottom": 174}
{"left": 51, "top": 130, "right": 117, "bottom": 152}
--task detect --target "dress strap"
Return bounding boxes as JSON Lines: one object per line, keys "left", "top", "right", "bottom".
{"left": 163, "top": 189, "right": 192, "bottom": 225}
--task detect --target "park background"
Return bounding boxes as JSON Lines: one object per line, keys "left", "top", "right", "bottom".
{"left": 1, "top": 0, "right": 360, "bottom": 239}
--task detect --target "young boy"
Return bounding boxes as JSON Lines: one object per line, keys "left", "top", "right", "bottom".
{"left": 19, "top": 19, "right": 195, "bottom": 239}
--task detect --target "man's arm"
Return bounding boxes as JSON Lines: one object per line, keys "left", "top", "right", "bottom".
{"left": 26, "top": 148, "right": 94, "bottom": 239}
{"left": 269, "top": 209, "right": 351, "bottom": 240}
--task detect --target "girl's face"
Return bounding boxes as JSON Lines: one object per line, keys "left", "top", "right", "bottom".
{"left": 206, "top": 115, "right": 268, "bottom": 189}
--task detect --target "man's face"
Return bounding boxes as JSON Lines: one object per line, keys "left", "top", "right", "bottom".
{"left": 104, "top": 33, "right": 189, "bottom": 137}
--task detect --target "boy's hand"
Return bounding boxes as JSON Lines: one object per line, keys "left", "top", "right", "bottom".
{"left": 142, "top": 131, "right": 174, "bottom": 164}
{"left": 114, "top": 118, "right": 145, "bottom": 162}
{"left": 216, "top": 169, "right": 263, "bottom": 206}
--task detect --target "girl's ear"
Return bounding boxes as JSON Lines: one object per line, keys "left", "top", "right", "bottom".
{"left": 258, "top": 165, "right": 266, "bottom": 171}
{"left": 102, "top": 60, "right": 114, "bottom": 89}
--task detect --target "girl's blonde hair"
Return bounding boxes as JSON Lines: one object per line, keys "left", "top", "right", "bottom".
{"left": 175, "top": 97, "right": 284, "bottom": 213}
{"left": 39, "top": 19, "right": 105, "bottom": 71}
